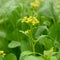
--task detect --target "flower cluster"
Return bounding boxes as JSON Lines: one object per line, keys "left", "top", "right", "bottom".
{"left": 21, "top": 16, "right": 39, "bottom": 25}
{"left": 0, "top": 50, "right": 6, "bottom": 57}
{"left": 30, "top": 0, "right": 40, "bottom": 8}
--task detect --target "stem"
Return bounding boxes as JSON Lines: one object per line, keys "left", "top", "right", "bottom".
{"left": 29, "top": 25, "right": 35, "bottom": 53}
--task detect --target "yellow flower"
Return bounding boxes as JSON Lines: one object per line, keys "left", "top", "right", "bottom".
{"left": 21, "top": 16, "right": 28, "bottom": 23}
{"left": 21, "top": 16, "right": 32, "bottom": 23}
{"left": 25, "top": 30, "right": 30, "bottom": 34}
{"left": 32, "top": 17, "right": 39, "bottom": 25}
{"left": 30, "top": 0, "right": 40, "bottom": 8}
{"left": 2, "top": 53, "right": 6, "bottom": 57}
{"left": 0, "top": 50, "right": 6, "bottom": 57}
{"left": 30, "top": 3, "right": 38, "bottom": 8}
{"left": 0, "top": 51, "right": 4, "bottom": 54}
{"left": 21, "top": 16, "right": 39, "bottom": 25}
{"left": 26, "top": 18, "right": 32, "bottom": 23}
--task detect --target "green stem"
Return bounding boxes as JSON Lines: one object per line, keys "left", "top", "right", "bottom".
{"left": 30, "top": 25, "right": 35, "bottom": 53}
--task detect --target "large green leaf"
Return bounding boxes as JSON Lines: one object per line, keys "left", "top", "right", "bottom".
{"left": 35, "top": 26, "right": 49, "bottom": 39}
{"left": 23, "top": 55, "right": 44, "bottom": 60}
{"left": 20, "top": 51, "right": 33, "bottom": 60}
{"left": 4, "top": 53, "right": 17, "bottom": 60}
{"left": 8, "top": 41, "right": 20, "bottom": 48}
{"left": 20, "top": 39, "right": 32, "bottom": 52}
{"left": 20, "top": 51, "right": 44, "bottom": 60}
{"left": 49, "top": 23, "right": 60, "bottom": 42}
{"left": 37, "top": 35, "right": 53, "bottom": 49}
{"left": 51, "top": 56, "right": 57, "bottom": 60}
{"left": 39, "top": 0, "right": 59, "bottom": 22}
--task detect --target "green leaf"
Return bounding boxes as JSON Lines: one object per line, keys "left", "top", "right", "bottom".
{"left": 19, "top": 31, "right": 32, "bottom": 52}
{"left": 0, "top": 31, "right": 6, "bottom": 38}
{"left": 20, "top": 39, "right": 32, "bottom": 52}
{"left": 40, "top": 0, "right": 58, "bottom": 21}
{"left": 37, "top": 35, "right": 53, "bottom": 49}
{"left": 0, "top": 0, "right": 20, "bottom": 17}
{"left": 51, "top": 56, "right": 57, "bottom": 60}
{"left": 4, "top": 53, "right": 17, "bottom": 60}
{"left": 20, "top": 51, "right": 33, "bottom": 60}
{"left": 35, "top": 26, "right": 49, "bottom": 39}
{"left": 20, "top": 51, "right": 44, "bottom": 60}
{"left": 0, "top": 0, "right": 23, "bottom": 34}
{"left": 49, "top": 23, "right": 60, "bottom": 43}
{"left": 8, "top": 41, "right": 20, "bottom": 48}
{"left": 24, "top": 56, "right": 44, "bottom": 60}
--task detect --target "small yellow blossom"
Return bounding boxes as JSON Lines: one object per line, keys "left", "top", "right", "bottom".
{"left": 0, "top": 50, "right": 6, "bottom": 57}
{"left": 21, "top": 16, "right": 39, "bottom": 25}
{"left": 30, "top": 2, "right": 39, "bottom": 8}
{"left": 32, "top": 17, "right": 39, "bottom": 25}
{"left": 25, "top": 30, "right": 30, "bottom": 34}
{"left": 2, "top": 53, "right": 6, "bottom": 57}
{"left": 0, "top": 51, "right": 4, "bottom": 54}
{"left": 30, "top": 0, "right": 40, "bottom": 8}
{"left": 26, "top": 18, "right": 32, "bottom": 23}
{"left": 21, "top": 16, "right": 28, "bottom": 23}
